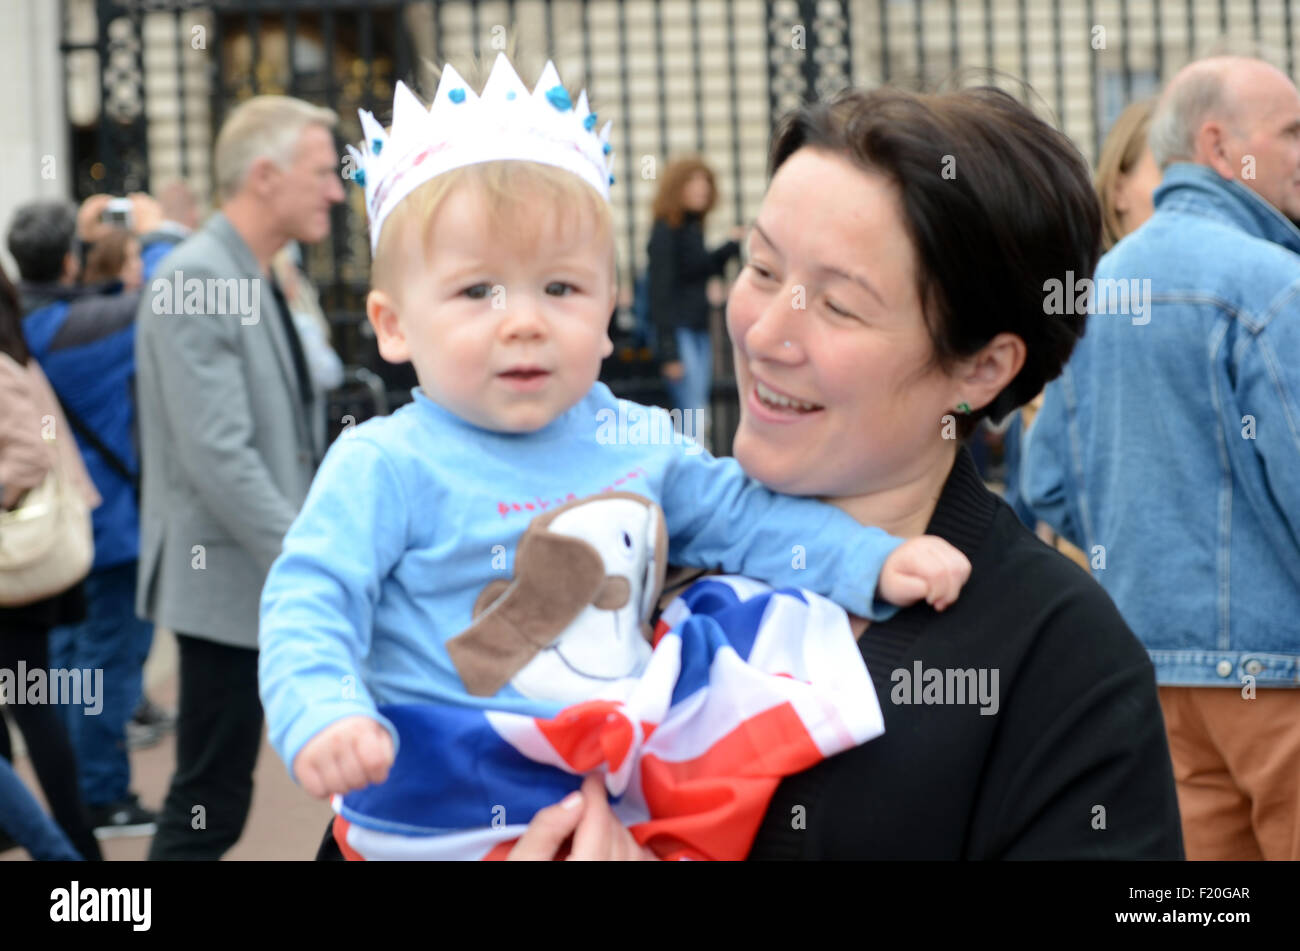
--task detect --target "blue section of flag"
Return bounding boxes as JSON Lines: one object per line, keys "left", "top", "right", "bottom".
{"left": 341, "top": 703, "right": 581, "bottom": 834}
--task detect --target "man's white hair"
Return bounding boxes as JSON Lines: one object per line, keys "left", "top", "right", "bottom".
{"left": 1147, "top": 50, "right": 1293, "bottom": 169}
{"left": 1147, "top": 61, "right": 1234, "bottom": 169}
{"left": 213, "top": 96, "right": 338, "bottom": 200}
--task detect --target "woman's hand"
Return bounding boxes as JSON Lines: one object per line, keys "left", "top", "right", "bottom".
{"left": 128, "top": 192, "right": 165, "bottom": 236}
{"left": 76, "top": 194, "right": 113, "bottom": 244}
{"left": 507, "top": 773, "right": 658, "bottom": 861}
{"left": 661, "top": 360, "right": 685, "bottom": 382}
{"left": 706, "top": 276, "right": 727, "bottom": 307}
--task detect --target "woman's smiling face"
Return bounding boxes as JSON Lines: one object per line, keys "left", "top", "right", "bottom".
{"left": 727, "top": 147, "right": 964, "bottom": 499}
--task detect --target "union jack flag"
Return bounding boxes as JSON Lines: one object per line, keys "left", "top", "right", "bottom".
{"left": 331, "top": 576, "right": 884, "bottom": 860}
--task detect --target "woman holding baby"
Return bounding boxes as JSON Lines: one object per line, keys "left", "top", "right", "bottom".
{"left": 510, "top": 85, "right": 1184, "bottom": 860}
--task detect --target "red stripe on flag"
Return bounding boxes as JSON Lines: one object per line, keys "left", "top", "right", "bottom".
{"left": 633, "top": 702, "right": 824, "bottom": 861}
{"left": 535, "top": 700, "right": 636, "bottom": 772}
{"left": 482, "top": 838, "right": 519, "bottom": 861}
{"left": 334, "top": 815, "right": 366, "bottom": 861}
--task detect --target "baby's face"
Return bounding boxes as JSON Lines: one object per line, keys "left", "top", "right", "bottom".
{"left": 372, "top": 184, "right": 616, "bottom": 433}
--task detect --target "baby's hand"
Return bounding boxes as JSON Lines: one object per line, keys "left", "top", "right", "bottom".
{"left": 292, "top": 715, "right": 395, "bottom": 800}
{"left": 877, "top": 536, "right": 970, "bottom": 612}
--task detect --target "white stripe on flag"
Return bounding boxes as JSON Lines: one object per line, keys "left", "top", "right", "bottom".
{"left": 345, "top": 821, "right": 529, "bottom": 861}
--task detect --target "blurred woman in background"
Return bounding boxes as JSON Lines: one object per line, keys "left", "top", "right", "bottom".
{"left": 1094, "top": 99, "right": 1161, "bottom": 251}
{"left": 0, "top": 261, "right": 102, "bottom": 860}
{"left": 646, "top": 157, "right": 744, "bottom": 449}
{"left": 82, "top": 227, "right": 144, "bottom": 292}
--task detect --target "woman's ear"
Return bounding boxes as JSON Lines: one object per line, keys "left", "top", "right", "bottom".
{"left": 1111, "top": 176, "right": 1130, "bottom": 216}
{"left": 955, "top": 332, "right": 1027, "bottom": 413}
{"left": 367, "top": 288, "right": 411, "bottom": 364}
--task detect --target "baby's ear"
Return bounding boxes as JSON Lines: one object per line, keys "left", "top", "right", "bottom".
{"left": 366, "top": 289, "right": 410, "bottom": 364}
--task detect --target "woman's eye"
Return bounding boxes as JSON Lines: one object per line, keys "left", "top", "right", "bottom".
{"left": 746, "top": 262, "right": 774, "bottom": 281}
{"left": 463, "top": 284, "right": 491, "bottom": 300}
{"left": 826, "top": 299, "right": 858, "bottom": 320}
{"left": 545, "top": 282, "right": 575, "bottom": 296}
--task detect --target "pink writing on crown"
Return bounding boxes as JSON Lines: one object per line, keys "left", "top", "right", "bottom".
{"left": 369, "top": 140, "right": 452, "bottom": 221}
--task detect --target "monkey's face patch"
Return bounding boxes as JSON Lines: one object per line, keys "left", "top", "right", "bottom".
{"left": 446, "top": 493, "right": 669, "bottom": 705}
{"left": 510, "top": 497, "right": 658, "bottom": 702}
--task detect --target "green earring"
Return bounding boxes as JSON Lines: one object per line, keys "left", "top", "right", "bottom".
{"left": 956, "top": 402, "right": 972, "bottom": 415}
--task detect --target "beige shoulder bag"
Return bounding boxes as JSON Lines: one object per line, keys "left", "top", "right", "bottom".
{"left": 0, "top": 434, "right": 94, "bottom": 606}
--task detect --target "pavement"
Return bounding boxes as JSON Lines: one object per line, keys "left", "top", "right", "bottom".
{"left": 0, "top": 628, "right": 334, "bottom": 861}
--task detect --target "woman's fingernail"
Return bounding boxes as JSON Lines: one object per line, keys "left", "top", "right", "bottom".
{"left": 561, "top": 791, "right": 583, "bottom": 810}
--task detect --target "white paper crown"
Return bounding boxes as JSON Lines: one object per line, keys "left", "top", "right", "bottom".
{"left": 347, "top": 52, "right": 615, "bottom": 252}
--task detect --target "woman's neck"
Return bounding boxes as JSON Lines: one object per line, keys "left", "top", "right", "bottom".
{"left": 822, "top": 441, "right": 959, "bottom": 539}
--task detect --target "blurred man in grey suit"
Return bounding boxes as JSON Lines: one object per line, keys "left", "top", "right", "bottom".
{"left": 135, "top": 95, "right": 344, "bottom": 859}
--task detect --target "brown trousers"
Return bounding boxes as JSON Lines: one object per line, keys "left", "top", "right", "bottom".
{"left": 1158, "top": 685, "right": 1300, "bottom": 860}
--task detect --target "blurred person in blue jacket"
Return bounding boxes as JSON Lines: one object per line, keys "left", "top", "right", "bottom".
{"left": 1023, "top": 56, "right": 1300, "bottom": 860}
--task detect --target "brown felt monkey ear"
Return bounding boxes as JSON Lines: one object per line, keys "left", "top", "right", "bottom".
{"left": 446, "top": 523, "right": 608, "bottom": 697}
{"left": 473, "top": 580, "right": 510, "bottom": 618}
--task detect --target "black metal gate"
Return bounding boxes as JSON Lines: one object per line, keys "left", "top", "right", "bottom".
{"left": 60, "top": 0, "right": 1299, "bottom": 450}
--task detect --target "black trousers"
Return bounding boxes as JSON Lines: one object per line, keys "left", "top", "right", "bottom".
{"left": 316, "top": 817, "right": 343, "bottom": 860}
{"left": 147, "top": 633, "right": 263, "bottom": 860}
{"left": 0, "top": 621, "right": 102, "bottom": 861}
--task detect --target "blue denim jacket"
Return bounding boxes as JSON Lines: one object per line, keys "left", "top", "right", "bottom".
{"left": 1023, "top": 163, "right": 1300, "bottom": 687}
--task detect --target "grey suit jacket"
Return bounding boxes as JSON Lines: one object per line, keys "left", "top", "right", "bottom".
{"left": 134, "top": 212, "right": 320, "bottom": 648}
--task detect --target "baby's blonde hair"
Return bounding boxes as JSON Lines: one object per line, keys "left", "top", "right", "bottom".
{"left": 372, "top": 161, "right": 615, "bottom": 299}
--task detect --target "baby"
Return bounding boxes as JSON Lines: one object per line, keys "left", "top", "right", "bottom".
{"left": 258, "top": 54, "right": 970, "bottom": 855}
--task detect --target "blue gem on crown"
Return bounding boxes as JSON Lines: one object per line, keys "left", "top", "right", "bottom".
{"left": 545, "top": 85, "right": 571, "bottom": 111}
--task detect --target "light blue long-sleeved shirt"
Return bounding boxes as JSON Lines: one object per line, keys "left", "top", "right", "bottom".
{"left": 259, "top": 384, "right": 903, "bottom": 772}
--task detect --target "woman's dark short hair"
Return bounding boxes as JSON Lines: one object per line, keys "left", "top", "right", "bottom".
{"left": 6, "top": 200, "right": 78, "bottom": 285}
{"left": 770, "top": 86, "right": 1102, "bottom": 436}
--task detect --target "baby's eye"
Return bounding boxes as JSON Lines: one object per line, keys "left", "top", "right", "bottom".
{"left": 545, "top": 281, "right": 575, "bottom": 296}
{"left": 462, "top": 284, "right": 492, "bottom": 300}
{"left": 746, "top": 262, "right": 774, "bottom": 282}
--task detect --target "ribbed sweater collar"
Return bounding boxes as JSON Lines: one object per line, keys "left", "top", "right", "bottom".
{"left": 854, "top": 446, "right": 998, "bottom": 673}
{"left": 924, "top": 445, "right": 999, "bottom": 562}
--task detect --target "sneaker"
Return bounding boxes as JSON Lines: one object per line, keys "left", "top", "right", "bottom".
{"left": 132, "top": 696, "right": 177, "bottom": 731}
{"left": 90, "top": 794, "right": 157, "bottom": 839}
{"left": 125, "top": 718, "right": 164, "bottom": 751}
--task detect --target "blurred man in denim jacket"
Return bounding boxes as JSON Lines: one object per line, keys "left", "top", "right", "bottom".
{"left": 1024, "top": 56, "right": 1300, "bottom": 860}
